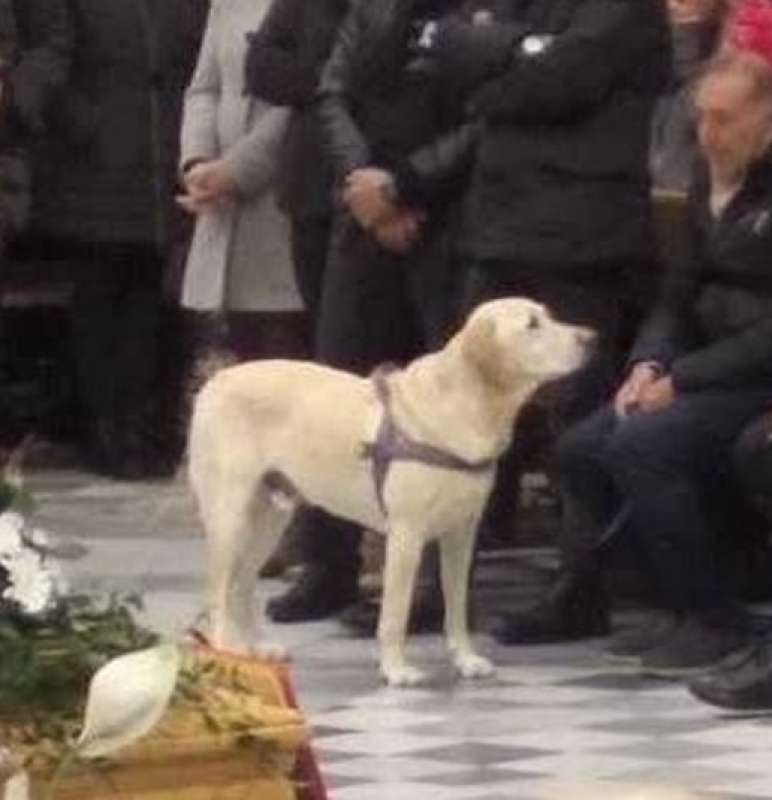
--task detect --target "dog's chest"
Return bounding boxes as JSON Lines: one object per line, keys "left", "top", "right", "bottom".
{"left": 380, "top": 460, "right": 495, "bottom": 537}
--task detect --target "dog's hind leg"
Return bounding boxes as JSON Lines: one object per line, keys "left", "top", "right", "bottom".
{"left": 378, "top": 526, "right": 426, "bottom": 687}
{"left": 440, "top": 522, "right": 495, "bottom": 680}
{"left": 202, "top": 475, "right": 291, "bottom": 658}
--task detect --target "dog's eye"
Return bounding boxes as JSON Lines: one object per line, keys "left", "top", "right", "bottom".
{"left": 527, "top": 314, "right": 540, "bottom": 331}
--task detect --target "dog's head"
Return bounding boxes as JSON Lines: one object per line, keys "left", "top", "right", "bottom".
{"left": 458, "top": 298, "right": 595, "bottom": 391}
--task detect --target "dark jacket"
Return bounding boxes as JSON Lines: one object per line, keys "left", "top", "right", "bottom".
{"left": 631, "top": 153, "right": 772, "bottom": 393}
{"left": 316, "top": 0, "right": 474, "bottom": 218}
{"left": 1, "top": 0, "right": 71, "bottom": 144}
{"left": 244, "top": 0, "right": 348, "bottom": 219}
{"left": 0, "top": 0, "right": 70, "bottom": 238}
{"left": 33, "top": 0, "right": 208, "bottom": 247}
{"left": 426, "top": 0, "right": 670, "bottom": 266}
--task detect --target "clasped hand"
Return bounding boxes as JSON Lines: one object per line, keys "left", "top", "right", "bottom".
{"left": 343, "top": 167, "right": 426, "bottom": 254}
{"left": 177, "top": 158, "right": 236, "bottom": 214}
{"left": 614, "top": 363, "right": 675, "bottom": 417}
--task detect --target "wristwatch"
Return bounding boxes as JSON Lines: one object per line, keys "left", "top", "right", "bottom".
{"left": 520, "top": 34, "right": 553, "bottom": 57}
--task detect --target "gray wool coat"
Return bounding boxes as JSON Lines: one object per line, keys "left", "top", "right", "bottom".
{"left": 180, "top": 0, "right": 301, "bottom": 313}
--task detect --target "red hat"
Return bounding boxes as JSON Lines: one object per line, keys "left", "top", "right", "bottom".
{"left": 725, "top": 0, "right": 772, "bottom": 66}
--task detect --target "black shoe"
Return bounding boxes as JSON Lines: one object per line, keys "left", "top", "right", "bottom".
{"left": 605, "top": 612, "right": 682, "bottom": 663}
{"left": 492, "top": 568, "right": 610, "bottom": 645}
{"left": 638, "top": 615, "right": 748, "bottom": 678}
{"left": 338, "top": 594, "right": 445, "bottom": 638}
{"left": 266, "top": 567, "right": 359, "bottom": 623}
{"left": 689, "top": 638, "right": 772, "bottom": 710}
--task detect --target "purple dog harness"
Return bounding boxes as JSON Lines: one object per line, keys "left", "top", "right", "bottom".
{"left": 361, "top": 365, "right": 495, "bottom": 515}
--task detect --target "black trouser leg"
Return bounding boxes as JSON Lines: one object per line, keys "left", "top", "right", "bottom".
{"left": 70, "top": 242, "right": 163, "bottom": 460}
{"left": 556, "top": 407, "right": 625, "bottom": 569}
{"left": 733, "top": 412, "right": 772, "bottom": 518}
{"left": 290, "top": 215, "right": 332, "bottom": 337}
{"left": 112, "top": 247, "right": 163, "bottom": 432}
{"left": 578, "top": 391, "right": 772, "bottom": 615}
{"left": 298, "top": 218, "right": 454, "bottom": 581}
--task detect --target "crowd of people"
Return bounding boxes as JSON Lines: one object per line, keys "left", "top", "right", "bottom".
{"left": 4, "top": 0, "right": 772, "bottom": 710}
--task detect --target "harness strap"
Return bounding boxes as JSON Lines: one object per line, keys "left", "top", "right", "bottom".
{"left": 361, "top": 365, "right": 495, "bottom": 515}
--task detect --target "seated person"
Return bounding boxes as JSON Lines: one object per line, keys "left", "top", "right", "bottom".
{"left": 495, "top": 51, "right": 772, "bottom": 675}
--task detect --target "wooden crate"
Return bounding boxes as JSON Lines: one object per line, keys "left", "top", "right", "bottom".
{"left": 2, "top": 649, "right": 309, "bottom": 800}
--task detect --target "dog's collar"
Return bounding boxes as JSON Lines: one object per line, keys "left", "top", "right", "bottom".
{"left": 361, "top": 364, "right": 495, "bottom": 516}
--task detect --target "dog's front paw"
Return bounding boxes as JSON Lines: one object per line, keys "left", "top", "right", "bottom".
{"left": 381, "top": 663, "right": 428, "bottom": 688}
{"left": 455, "top": 652, "right": 495, "bottom": 680}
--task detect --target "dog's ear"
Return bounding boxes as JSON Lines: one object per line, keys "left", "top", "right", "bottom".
{"left": 460, "top": 313, "right": 508, "bottom": 389}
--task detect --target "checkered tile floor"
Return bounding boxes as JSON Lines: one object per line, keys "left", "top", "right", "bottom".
{"left": 28, "top": 469, "right": 772, "bottom": 800}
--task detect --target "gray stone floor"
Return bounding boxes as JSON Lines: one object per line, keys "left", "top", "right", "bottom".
{"left": 21, "top": 468, "right": 772, "bottom": 800}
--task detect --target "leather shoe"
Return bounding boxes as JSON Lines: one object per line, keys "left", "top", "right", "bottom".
{"left": 267, "top": 566, "right": 359, "bottom": 623}
{"left": 492, "top": 567, "right": 610, "bottom": 645}
{"left": 338, "top": 594, "right": 445, "bottom": 638}
{"left": 689, "top": 637, "right": 772, "bottom": 710}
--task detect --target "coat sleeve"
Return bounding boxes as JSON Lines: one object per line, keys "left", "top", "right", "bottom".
{"left": 631, "top": 196, "right": 772, "bottom": 392}
{"left": 391, "top": 122, "right": 481, "bottom": 207}
{"left": 627, "top": 263, "right": 701, "bottom": 371}
{"left": 179, "top": 2, "right": 222, "bottom": 174}
{"left": 220, "top": 102, "right": 290, "bottom": 198}
{"left": 469, "top": 0, "right": 670, "bottom": 123}
{"left": 627, "top": 195, "right": 702, "bottom": 370}
{"left": 9, "top": 0, "right": 72, "bottom": 134}
{"left": 244, "top": 0, "right": 315, "bottom": 107}
{"left": 429, "top": 18, "right": 531, "bottom": 94}
{"left": 670, "top": 319, "right": 772, "bottom": 392}
{"left": 315, "top": 2, "right": 372, "bottom": 182}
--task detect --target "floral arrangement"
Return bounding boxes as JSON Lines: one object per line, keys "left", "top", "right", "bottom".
{"left": 0, "top": 470, "right": 299, "bottom": 800}
{"left": 0, "top": 472, "right": 162, "bottom": 774}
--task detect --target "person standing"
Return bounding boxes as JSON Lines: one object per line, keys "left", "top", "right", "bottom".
{"left": 408, "top": 0, "right": 671, "bottom": 641}
{"left": 33, "top": 0, "right": 208, "bottom": 479}
{"left": 178, "top": 0, "right": 305, "bottom": 367}
{"left": 266, "top": 0, "right": 477, "bottom": 624}
{"left": 244, "top": 0, "right": 349, "bottom": 332}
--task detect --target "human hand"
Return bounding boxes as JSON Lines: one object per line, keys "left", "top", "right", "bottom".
{"left": 183, "top": 159, "right": 237, "bottom": 209}
{"left": 343, "top": 168, "right": 398, "bottom": 231}
{"left": 372, "top": 207, "right": 426, "bottom": 254}
{"left": 613, "top": 362, "right": 664, "bottom": 418}
{"left": 637, "top": 375, "right": 676, "bottom": 414}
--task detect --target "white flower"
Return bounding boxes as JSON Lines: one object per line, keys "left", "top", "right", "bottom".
{"left": 0, "top": 511, "right": 25, "bottom": 558}
{"left": 24, "top": 524, "right": 51, "bottom": 551}
{"left": 77, "top": 643, "right": 182, "bottom": 758}
{"left": 2, "top": 548, "right": 59, "bottom": 616}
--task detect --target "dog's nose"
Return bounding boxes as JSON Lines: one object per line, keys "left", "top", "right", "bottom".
{"left": 575, "top": 327, "right": 597, "bottom": 347}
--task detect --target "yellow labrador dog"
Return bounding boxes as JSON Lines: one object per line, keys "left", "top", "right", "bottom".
{"left": 189, "top": 298, "right": 593, "bottom": 687}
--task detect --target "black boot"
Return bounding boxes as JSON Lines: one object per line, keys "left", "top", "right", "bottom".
{"left": 338, "top": 591, "right": 445, "bottom": 638}
{"left": 492, "top": 566, "right": 610, "bottom": 645}
{"left": 266, "top": 565, "right": 359, "bottom": 623}
{"left": 689, "top": 636, "right": 772, "bottom": 710}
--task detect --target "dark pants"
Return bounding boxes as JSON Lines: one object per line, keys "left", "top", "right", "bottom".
{"left": 299, "top": 217, "right": 457, "bottom": 578}
{"left": 459, "top": 259, "right": 653, "bottom": 538}
{"left": 69, "top": 241, "right": 163, "bottom": 435}
{"left": 557, "top": 389, "right": 772, "bottom": 615}
{"left": 734, "top": 411, "right": 772, "bottom": 516}
{"left": 290, "top": 215, "right": 332, "bottom": 333}
{"left": 184, "top": 309, "right": 309, "bottom": 363}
